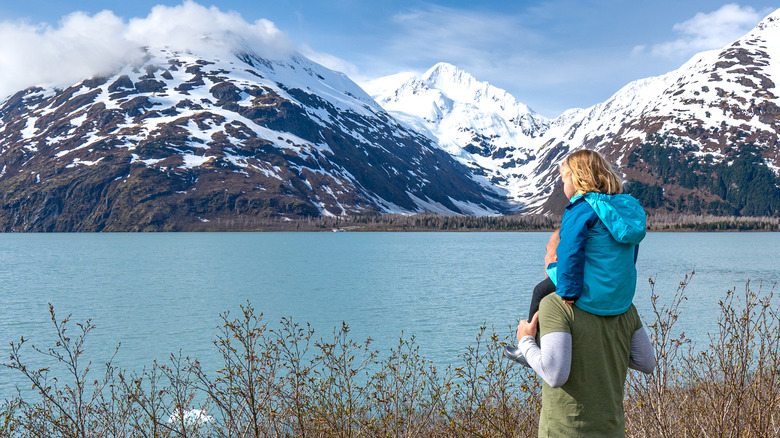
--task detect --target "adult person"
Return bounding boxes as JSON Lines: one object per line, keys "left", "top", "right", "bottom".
{"left": 513, "top": 149, "right": 656, "bottom": 436}
{"left": 517, "top": 296, "right": 654, "bottom": 436}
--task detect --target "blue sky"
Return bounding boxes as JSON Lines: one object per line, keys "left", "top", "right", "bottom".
{"left": 1, "top": 1, "right": 778, "bottom": 118}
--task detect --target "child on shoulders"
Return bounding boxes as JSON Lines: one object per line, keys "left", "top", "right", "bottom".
{"left": 505, "top": 149, "right": 646, "bottom": 364}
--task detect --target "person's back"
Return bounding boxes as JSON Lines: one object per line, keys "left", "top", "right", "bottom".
{"left": 552, "top": 191, "right": 645, "bottom": 316}
{"left": 537, "top": 294, "right": 642, "bottom": 437}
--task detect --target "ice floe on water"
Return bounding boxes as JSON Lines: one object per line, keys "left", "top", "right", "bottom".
{"left": 167, "top": 408, "right": 213, "bottom": 425}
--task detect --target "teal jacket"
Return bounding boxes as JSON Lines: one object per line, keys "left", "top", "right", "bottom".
{"left": 546, "top": 192, "right": 646, "bottom": 316}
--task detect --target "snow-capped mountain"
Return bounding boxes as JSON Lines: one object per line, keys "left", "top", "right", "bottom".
{"left": 0, "top": 47, "right": 508, "bottom": 231}
{"left": 3, "top": 8, "right": 780, "bottom": 230}
{"left": 530, "top": 8, "right": 780, "bottom": 215}
{"left": 362, "top": 63, "right": 550, "bottom": 206}
{"left": 366, "top": 10, "right": 780, "bottom": 216}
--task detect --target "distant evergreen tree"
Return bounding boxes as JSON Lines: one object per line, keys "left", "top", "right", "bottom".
{"left": 687, "top": 194, "right": 702, "bottom": 214}
{"left": 711, "top": 146, "right": 780, "bottom": 216}
{"left": 626, "top": 135, "right": 780, "bottom": 217}
{"left": 624, "top": 181, "right": 664, "bottom": 209}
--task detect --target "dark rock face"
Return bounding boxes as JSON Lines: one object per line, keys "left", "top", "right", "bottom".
{"left": 0, "top": 49, "right": 506, "bottom": 231}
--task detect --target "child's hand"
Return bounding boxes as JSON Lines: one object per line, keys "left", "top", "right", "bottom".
{"left": 563, "top": 299, "right": 575, "bottom": 306}
{"left": 517, "top": 312, "right": 539, "bottom": 341}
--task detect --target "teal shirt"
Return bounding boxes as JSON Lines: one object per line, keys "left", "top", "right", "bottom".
{"left": 547, "top": 192, "right": 646, "bottom": 316}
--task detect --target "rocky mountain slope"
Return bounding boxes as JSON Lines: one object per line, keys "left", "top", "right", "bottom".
{"left": 0, "top": 48, "right": 507, "bottom": 231}
{"left": 531, "top": 8, "right": 780, "bottom": 216}
{"left": 362, "top": 63, "right": 550, "bottom": 206}
{"left": 3, "top": 9, "right": 780, "bottom": 231}
{"left": 366, "top": 10, "right": 780, "bottom": 217}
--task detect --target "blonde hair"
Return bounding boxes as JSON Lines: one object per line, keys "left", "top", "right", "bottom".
{"left": 561, "top": 149, "right": 623, "bottom": 195}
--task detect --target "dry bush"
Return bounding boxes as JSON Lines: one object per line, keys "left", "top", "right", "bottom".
{"left": 9, "top": 273, "right": 775, "bottom": 437}
{"left": 2, "top": 304, "right": 119, "bottom": 437}
{"left": 626, "top": 273, "right": 780, "bottom": 437}
{"left": 440, "top": 325, "right": 540, "bottom": 437}
{"left": 2, "top": 302, "right": 540, "bottom": 437}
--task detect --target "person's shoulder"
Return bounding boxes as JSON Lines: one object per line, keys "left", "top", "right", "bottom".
{"left": 540, "top": 293, "right": 571, "bottom": 315}
{"left": 565, "top": 195, "right": 589, "bottom": 211}
{"left": 563, "top": 195, "right": 598, "bottom": 221}
{"left": 624, "top": 303, "right": 643, "bottom": 329}
{"left": 539, "top": 293, "right": 573, "bottom": 333}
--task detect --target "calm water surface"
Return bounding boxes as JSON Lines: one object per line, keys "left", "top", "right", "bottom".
{"left": 1, "top": 232, "right": 778, "bottom": 398}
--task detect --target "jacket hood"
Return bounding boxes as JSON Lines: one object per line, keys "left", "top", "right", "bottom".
{"left": 573, "top": 193, "right": 647, "bottom": 244}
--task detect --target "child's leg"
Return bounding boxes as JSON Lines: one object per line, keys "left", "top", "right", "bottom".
{"left": 528, "top": 277, "right": 556, "bottom": 320}
{"left": 506, "top": 277, "right": 555, "bottom": 365}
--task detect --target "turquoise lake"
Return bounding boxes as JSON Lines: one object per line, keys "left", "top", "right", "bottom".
{"left": 1, "top": 231, "right": 778, "bottom": 398}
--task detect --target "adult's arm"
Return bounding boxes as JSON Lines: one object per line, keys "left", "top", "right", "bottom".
{"left": 629, "top": 327, "right": 655, "bottom": 373}
{"left": 518, "top": 332, "right": 571, "bottom": 388}
{"left": 517, "top": 327, "right": 656, "bottom": 386}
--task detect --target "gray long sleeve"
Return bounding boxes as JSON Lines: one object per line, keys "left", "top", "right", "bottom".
{"left": 518, "top": 332, "right": 571, "bottom": 387}
{"left": 628, "top": 327, "right": 655, "bottom": 373}
{"left": 518, "top": 326, "right": 656, "bottom": 388}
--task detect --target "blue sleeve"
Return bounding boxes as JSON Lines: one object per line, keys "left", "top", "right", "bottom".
{"left": 555, "top": 199, "right": 599, "bottom": 301}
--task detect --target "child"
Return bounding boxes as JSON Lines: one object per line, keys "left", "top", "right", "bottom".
{"left": 505, "top": 149, "right": 646, "bottom": 364}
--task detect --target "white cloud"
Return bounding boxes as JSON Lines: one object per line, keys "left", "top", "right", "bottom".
{"left": 386, "top": 5, "right": 542, "bottom": 66}
{"left": 125, "top": 2, "right": 293, "bottom": 59}
{"left": 646, "top": 4, "right": 766, "bottom": 57}
{"left": 298, "top": 44, "right": 363, "bottom": 80}
{"left": 0, "top": 11, "right": 143, "bottom": 98}
{"left": 0, "top": 1, "right": 294, "bottom": 99}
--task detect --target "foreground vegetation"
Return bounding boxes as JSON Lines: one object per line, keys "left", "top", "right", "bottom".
{"left": 2, "top": 274, "right": 778, "bottom": 437}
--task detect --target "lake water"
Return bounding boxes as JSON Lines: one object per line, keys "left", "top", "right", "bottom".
{"left": 1, "top": 231, "right": 778, "bottom": 399}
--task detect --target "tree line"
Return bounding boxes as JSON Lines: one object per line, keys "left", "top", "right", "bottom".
{"left": 195, "top": 212, "right": 779, "bottom": 232}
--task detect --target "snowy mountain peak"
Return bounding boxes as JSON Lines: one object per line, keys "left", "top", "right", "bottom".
{"left": 756, "top": 7, "right": 780, "bottom": 31}
{"left": 363, "top": 62, "right": 548, "bottom": 129}
{"left": 363, "top": 63, "right": 551, "bottom": 207}
{"left": 422, "top": 62, "right": 479, "bottom": 92}
{"left": 421, "top": 62, "right": 533, "bottom": 116}
{"left": 0, "top": 46, "right": 508, "bottom": 230}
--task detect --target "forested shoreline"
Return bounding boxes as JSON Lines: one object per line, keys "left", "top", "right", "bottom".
{"left": 189, "top": 213, "right": 780, "bottom": 231}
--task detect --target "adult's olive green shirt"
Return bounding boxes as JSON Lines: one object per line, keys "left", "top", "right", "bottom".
{"left": 538, "top": 294, "right": 642, "bottom": 437}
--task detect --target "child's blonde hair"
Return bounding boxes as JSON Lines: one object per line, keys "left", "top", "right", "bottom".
{"left": 561, "top": 149, "right": 623, "bottom": 195}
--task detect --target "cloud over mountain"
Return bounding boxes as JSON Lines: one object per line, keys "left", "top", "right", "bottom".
{"left": 0, "top": 1, "right": 293, "bottom": 99}
{"left": 644, "top": 4, "right": 768, "bottom": 57}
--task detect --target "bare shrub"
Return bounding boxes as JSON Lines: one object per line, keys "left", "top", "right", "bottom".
{"left": 193, "top": 302, "right": 282, "bottom": 437}
{"left": 441, "top": 324, "right": 541, "bottom": 438}
{"left": 3, "top": 304, "right": 119, "bottom": 437}
{"left": 626, "top": 274, "right": 780, "bottom": 437}
{"left": 364, "top": 334, "right": 445, "bottom": 437}
{"left": 21, "top": 277, "right": 780, "bottom": 438}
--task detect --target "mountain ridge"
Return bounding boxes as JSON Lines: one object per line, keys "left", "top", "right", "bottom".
{"left": 0, "top": 46, "right": 507, "bottom": 231}
{"left": 362, "top": 62, "right": 550, "bottom": 208}
{"left": 365, "top": 8, "right": 780, "bottom": 217}
{"left": 2, "top": 8, "right": 780, "bottom": 231}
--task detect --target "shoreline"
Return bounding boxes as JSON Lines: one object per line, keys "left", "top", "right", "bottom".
{"left": 0, "top": 213, "right": 777, "bottom": 232}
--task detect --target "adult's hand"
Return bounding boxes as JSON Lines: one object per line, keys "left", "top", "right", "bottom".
{"left": 517, "top": 311, "right": 540, "bottom": 342}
